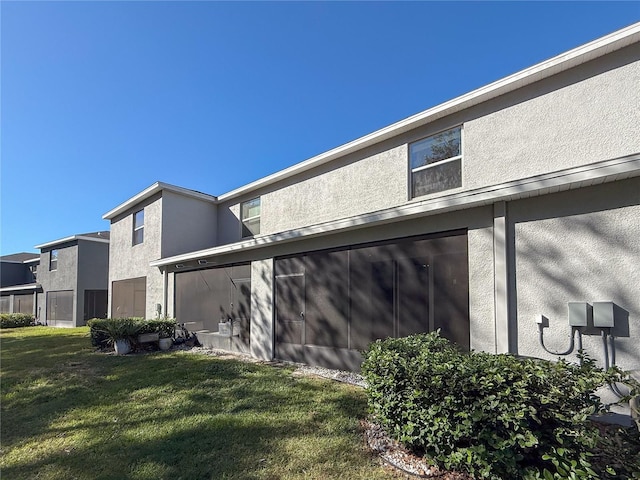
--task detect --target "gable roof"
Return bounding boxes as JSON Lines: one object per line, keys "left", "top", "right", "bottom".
{"left": 102, "top": 181, "right": 218, "bottom": 221}
{"left": 0, "top": 252, "right": 40, "bottom": 263}
{"left": 34, "top": 231, "right": 110, "bottom": 250}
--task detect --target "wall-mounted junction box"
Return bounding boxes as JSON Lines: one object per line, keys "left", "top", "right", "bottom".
{"left": 593, "top": 302, "right": 615, "bottom": 328}
{"left": 568, "top": 302, "right": 592, "bottom": 327}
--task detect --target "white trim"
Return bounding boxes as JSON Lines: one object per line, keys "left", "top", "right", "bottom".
{"left": 150, "top": 153, "right": 640, "bottom": 268}
{"left": 35, "top": 235, "right": 110, "bottom": 250}
{"left": 216, "top": 23, "right": 640, "bottom": 202}
{"left": 102, "top": 24, "right": 639, "bottom": 212}
{"left": 102, "top": 181, "right": 218, "bottom": 220}
{"left": 0, "top": 283, "right": 40, "bottom": 293}
{"left": 411, "top": 155, "right": 462, "bottom": 174}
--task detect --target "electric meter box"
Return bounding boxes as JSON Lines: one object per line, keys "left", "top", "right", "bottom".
{"left": 568, "top": 302, "right": 592, "bottom": 327}
{"left": 593, "top": 302, "right": 615, "bottom": 328}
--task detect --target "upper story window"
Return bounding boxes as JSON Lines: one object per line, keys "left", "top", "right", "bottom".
{"left": 49, "top": 249, "right": 58, "bottom": 271}
{"left": 409, "top": 126, "right": 462, "bottom": 198}
{"left": 241, "top": 197, "right": 261, "bottom": 238}
{"left": 133, "top": 209, "right": 144, "bottom": 245}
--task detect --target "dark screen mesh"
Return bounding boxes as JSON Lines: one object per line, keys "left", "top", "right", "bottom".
{"left": 275, "top": 232, "right": 469, "bottom": 368}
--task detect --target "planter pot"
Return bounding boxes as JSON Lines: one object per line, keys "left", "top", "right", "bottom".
{"left": 114, "top": 339, "right": 131, "bottom": 355}
{"left": 158, "top": 337, "right": 173, "bottom": 351}
{"left": 138, "top": 332, "right": 160, "bottom": 343}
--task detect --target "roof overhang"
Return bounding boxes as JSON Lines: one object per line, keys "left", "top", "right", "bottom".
{"left": 217, "top": 22, "right": 640, "bottom": 202}
{"left": 35, "top": 235, "right": 110, "bottom": 250}
{"left": 151, "top": 153, "right": 640, "bottom": 269}
{"left": 103, "top": 181, "right": 218, "bottom": 220}
{"left": 0, "top": 283, "right": 40, "bottom": 293}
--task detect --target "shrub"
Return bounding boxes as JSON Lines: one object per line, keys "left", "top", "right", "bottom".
{"left": 361, "top": 331, "right": 626, "bottom": 480}
{"left": 0, "top": 313, "right": 35, "bottom": 329}
{"left": 88, "top": 317, "right": 177, "bottom": 348}
{"left": 139, "top": 318, "right": 176, "bottom": 338}
{"left": 87, "top": 318, "right": 116, "bottom": 348}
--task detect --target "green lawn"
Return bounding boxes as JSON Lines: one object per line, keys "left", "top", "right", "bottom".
{"left": 1, "top": 327, "right": 399, "bottom": 480}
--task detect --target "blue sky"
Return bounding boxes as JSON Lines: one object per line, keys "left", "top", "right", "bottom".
{"left": 1, "top": 1, "right": 638, "bottom": 255}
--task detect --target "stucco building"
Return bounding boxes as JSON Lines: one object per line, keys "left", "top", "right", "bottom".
{"left": 104, "top": 24, "right": 640, "bottom": 372}
{"left": 0, "top": 232, "right": 110, "bottom": 327}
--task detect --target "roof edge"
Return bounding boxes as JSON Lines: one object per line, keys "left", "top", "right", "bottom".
{"left": 151, "top": 153, "right": 640, "bottom": 268}
{"left": 35, "top": 234, "right": 110, "bottom": 250}
{"left": 217, "top": 22, "right": 640, "bottom": 202}
{"left": 103, "top": 181, "right": 218, "bottom": 220}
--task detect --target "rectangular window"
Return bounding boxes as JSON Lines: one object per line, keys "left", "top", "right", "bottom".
{"left": 410, "top": 126, "right": 462, "bottom": 198}
{"left": 133, "top": 209, "right": 144, "bottom": 245}
{"left": 241, "top": 197, "right": 261, "bottom": 238}
{"left": 49, "top": 249, "right": 58, "bottom": 271}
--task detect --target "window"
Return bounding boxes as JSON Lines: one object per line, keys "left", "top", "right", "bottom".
{"left": 241, "top": 197, "right": 261, "bottom": 238}
{"left": 133, "top": 209, "right": 144, "bottom": 245}
{"left": 410, "top": 126, "right": 462, "bottom": 198}
{"left": 49, "top": 249, "right": 58, "bottom": 271}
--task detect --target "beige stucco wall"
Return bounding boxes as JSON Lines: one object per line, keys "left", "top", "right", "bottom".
{"left": 38, "top": 245, "right": 79, "bottom": 327}
{"left": 215, "top": 46, "right": 638, "bottom": 247}
{"left": 464, "top": 48, "right": 639, "bottom": 189}
{"left": 260, "top": 145, "right": 408, "bottom": 235}
{"left": 161, "top": 191, "right": 217, "bottom": 258}
{"left": 511, "top": 178, "right": 640, "bottom": 371}
{"left": 108, "top": 195, "right": 164, "bottom": 319}
{"left": 250, "top": 258, "right": 274, "bottom": 360}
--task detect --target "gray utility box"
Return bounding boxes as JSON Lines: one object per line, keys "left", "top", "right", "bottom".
{"left": 568, "top": 302, "right": 592, "bottom": 327}
{"left": 593, "top": 302, "right": 615, "bottom": 328}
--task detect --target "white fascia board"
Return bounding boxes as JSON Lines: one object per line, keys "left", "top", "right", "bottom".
{"left": 217, "top": 23, "right": 640, "bottom": 203}
{"left": 102, "top": 181, "right": 218, "bottom": 220}
{"left": 150, "top": 153, "right": 640, "bottom": 268}
{"left": 34, "top": 235, "right": 110, "bottom": 250}
{"left": 0, "top": 283, "right": 40, "bottom": 293}
{"left": 23, "top": 258, "right": 40, "bottom": 264}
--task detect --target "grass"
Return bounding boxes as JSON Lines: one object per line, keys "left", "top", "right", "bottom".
{"left": 1, "top": 327, "right": 400, "bottom": 480}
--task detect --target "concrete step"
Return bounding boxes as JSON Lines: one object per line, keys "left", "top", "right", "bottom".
{"left": 194, "top": 331, "right": 251, "bottom": 354}
{"left": 182, "top": 321, "right": 204, "bottom": 332}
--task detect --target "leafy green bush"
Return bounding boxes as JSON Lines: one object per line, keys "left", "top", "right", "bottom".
{"left": 361, "top": 332, "right": 627, "bottom": 480}
{"left": 138, "top": 318, "right": 176, "bottom": 338}
{"left": 0, "top": 313, "right": 35, "bottom": 329}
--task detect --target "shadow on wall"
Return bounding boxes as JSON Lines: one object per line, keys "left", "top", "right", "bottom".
{"left": 509, "top": 177, "right": 640, "bottom": 370}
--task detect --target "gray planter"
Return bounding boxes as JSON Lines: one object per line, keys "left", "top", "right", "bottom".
{"left": 114, "top": 339, "right": 131, "bottom": 355}
{"left": 158, "top": 337, "right": 172, "bottom": 351}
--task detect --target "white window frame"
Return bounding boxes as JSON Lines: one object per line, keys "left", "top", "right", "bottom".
{"left": 133, "top": 209, "right": 144, "bottom": 246}
{"left": 241, "top": 197, "right": 261, "bottom": 238}
{"left": 409, "top": 126, "right": 463, "bottom": 199}
{"left": 49, "top": 249, "right": 58, "bottom": 271}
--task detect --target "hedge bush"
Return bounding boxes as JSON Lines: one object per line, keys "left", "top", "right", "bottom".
{"left": 87, "top": 317, "right": 177, "bottom": 349}
{"left": 361, "top": 331, "right": 629, "bottom": 480}
{"left": 0, "top": 313, "right": 36, "bottom": 329}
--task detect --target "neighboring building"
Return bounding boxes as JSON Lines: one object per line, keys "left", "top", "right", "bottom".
{"left": 0, "top": 253, "right": 40, "bottom": 315}
{"left": 0, "top": 232, "right": 111, "bottom": 327}
{"left": 104, "top": 24, "right": 640, "bottom": 373}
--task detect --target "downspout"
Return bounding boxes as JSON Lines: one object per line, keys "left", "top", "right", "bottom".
{"left": 163, "top": 267, "right": 169, "bottom": 319}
